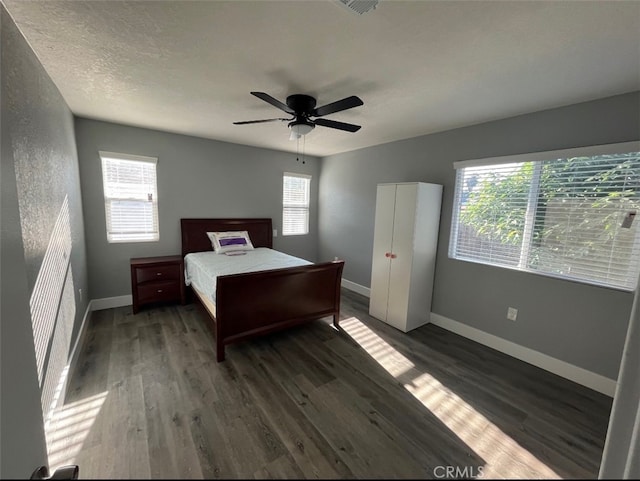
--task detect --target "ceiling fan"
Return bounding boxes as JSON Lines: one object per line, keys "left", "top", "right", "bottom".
{"left": 234, "top": 91, "right": 363, "bottom": 139}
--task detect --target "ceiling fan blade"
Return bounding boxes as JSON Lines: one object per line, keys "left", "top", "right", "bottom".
{"left": 233, "top": 118, "right": 290, "bottom": 125}
{"left": 314, "top": 118, "right": 361, "bottom": 132}
{"left": 250, "top": 92, "right": 295, "bottom": 114}
{"left": 311, "top": 96, "right": 363, "bottom": 117}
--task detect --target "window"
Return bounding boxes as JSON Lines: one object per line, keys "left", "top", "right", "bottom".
{"left": 449, "top": 142, "right": 640, "bottom": 291}
{"left": 99, "top": 151, "right": 159, "bottom": 243}
{"left": 283, "top": 172, "right": 311, "bottom": 235}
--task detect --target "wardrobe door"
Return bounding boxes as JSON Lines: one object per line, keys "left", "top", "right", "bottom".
{"left": 385, "top": 183, "right": 417, "bottom": 331}
{"left": 369, "top": 184, "right": 396, "bottom": 321}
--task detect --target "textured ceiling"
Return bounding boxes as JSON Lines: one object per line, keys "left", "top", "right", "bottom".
{"left": 4, "top": 0, "right": 640, "bottom": 157}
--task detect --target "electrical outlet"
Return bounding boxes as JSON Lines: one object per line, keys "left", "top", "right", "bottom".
{"left": 507, "top": 307, "right": 518, "bottom": 321}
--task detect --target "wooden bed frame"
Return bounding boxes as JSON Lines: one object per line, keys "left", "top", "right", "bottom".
{"left": 181, "top": 218, "right": 344, "bottom": 362}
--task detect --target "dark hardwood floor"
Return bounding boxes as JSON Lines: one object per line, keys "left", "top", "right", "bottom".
{"left": 46, "top": 289, "right": 613, "bottom": 479}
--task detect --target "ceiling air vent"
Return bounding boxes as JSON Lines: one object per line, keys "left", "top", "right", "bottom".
{"left": 336, "top": 0, "right": 380, "bottom": 15}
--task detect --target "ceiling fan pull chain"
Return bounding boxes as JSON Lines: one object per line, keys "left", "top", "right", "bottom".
{"left": 302, "top": 135, "right": 306, "bottom": 164}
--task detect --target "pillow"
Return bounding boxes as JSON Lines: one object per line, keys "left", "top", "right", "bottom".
{"left": 206, "top": 231, "right": 255, "bottom": 254}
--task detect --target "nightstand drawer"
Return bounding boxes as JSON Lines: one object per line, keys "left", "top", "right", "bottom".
{"left": 137, "top": 281, "right": 181, "bottom": 304}
{"left": 135, "top": 264, "right": 180, "bottom": 283}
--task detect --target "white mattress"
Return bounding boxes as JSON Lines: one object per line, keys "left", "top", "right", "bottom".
{"left": 184, "top": 247, "right": 312, "bottom": 303}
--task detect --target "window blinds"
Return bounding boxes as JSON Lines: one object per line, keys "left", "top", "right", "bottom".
{"left": 100, "top": 151, "right": 159, "bottom": 243}
{"left": 283, "top": 173, "right": 311, "bottom": 236}
{"left": 449, "top": 144, "right": 640, "bottom": 291}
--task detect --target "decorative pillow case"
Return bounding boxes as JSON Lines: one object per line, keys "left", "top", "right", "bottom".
{"left": 206, "top": 231, "right": 255, "bottom": 254}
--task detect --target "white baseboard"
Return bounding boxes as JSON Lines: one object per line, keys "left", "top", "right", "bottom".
{"left": 90, "top": 294, "right": 132, "bottom": 311}
{"left": 60, "top": 296, "right": 130, "bottom": 403}
{"left": 45, "top": 302, "right": 93, "bottom": 422}
{"left": 342, "top": 278, "right": 370, "bottom": 297}
{"left": 430, "top": 312, "right": 617, "bottom": 397}
{"left": 59, "top": 302, "right": 92, "bottom": 406}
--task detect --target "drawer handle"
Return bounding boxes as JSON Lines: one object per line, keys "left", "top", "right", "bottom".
{"left": 157, "top": 289, "right": 163, "bottom": 293}
{"left": 156, "top": 272, "right": 163, "bottom": 276}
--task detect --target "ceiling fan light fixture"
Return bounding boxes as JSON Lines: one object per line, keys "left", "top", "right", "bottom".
{"left": 288, "top": 120, "right": 315, "bottom": 136}
{"left": 289, "top": 130, "right": 302, "bottom": 141}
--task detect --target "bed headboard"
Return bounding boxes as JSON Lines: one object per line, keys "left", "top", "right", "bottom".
{"left": 181, "top": 218, "right": 273, "bottom": 256}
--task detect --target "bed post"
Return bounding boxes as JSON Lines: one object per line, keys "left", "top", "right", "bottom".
{"left": 215, "top": 313, "right": 225, "bottom": 362}
{"left": 216, "top": 340, "right": 225, "bottom": 362}
{"left": 332, "top": 259, "right": 344, "bottom": 329}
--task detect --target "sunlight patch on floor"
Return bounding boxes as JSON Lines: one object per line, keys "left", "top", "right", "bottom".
{"left": 46, "top": 391, "right": 108, "bottom": 471}
{"left": 340, "top": 316, "right": 560, "bottom": 479}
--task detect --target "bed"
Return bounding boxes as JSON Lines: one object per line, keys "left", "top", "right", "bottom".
{"left": 181, "top": 218, "right": 344, "bottom": 362}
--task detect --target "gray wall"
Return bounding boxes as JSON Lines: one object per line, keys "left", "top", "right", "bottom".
{"left": 1, "top": 6, "right": 89, "bottom": 477}
{"left": 319, "top": 91, "right": 640, "bottom": 379}
{"left": 74, "top": 118, "right": 321, "bottom": 300}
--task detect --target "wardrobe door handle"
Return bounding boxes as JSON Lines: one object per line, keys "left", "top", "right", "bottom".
{"left": 390, "top": 254, "right": 397, "bottom": 259}
{"left": 385, "top": 252, "right": 391, "bottom": 258}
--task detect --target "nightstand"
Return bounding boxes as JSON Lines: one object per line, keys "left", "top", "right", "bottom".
{"left": 130, "top": 255, "right": 185, "bottom": 314}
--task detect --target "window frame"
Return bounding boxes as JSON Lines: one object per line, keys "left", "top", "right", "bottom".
{"left": 99, "top": 151, "right": 160, "bottom": 243}
{"left": 282, "top": 172, "right": 311, "bottom": 236}
{"left": 448, "top": 141, "right": 640, "bottom": 291}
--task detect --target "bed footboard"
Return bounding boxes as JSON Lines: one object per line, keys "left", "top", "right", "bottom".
{"left": 214, "top": 260, "right": 344, "bottom": 361}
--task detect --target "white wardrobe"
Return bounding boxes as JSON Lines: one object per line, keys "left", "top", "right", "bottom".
{"left": 369, "top": 182, "right": 443, "bottom": 332}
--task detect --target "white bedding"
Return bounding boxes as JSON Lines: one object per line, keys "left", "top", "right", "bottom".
{"left": 184, "top": 247, "right": 312, "bottom": 303}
